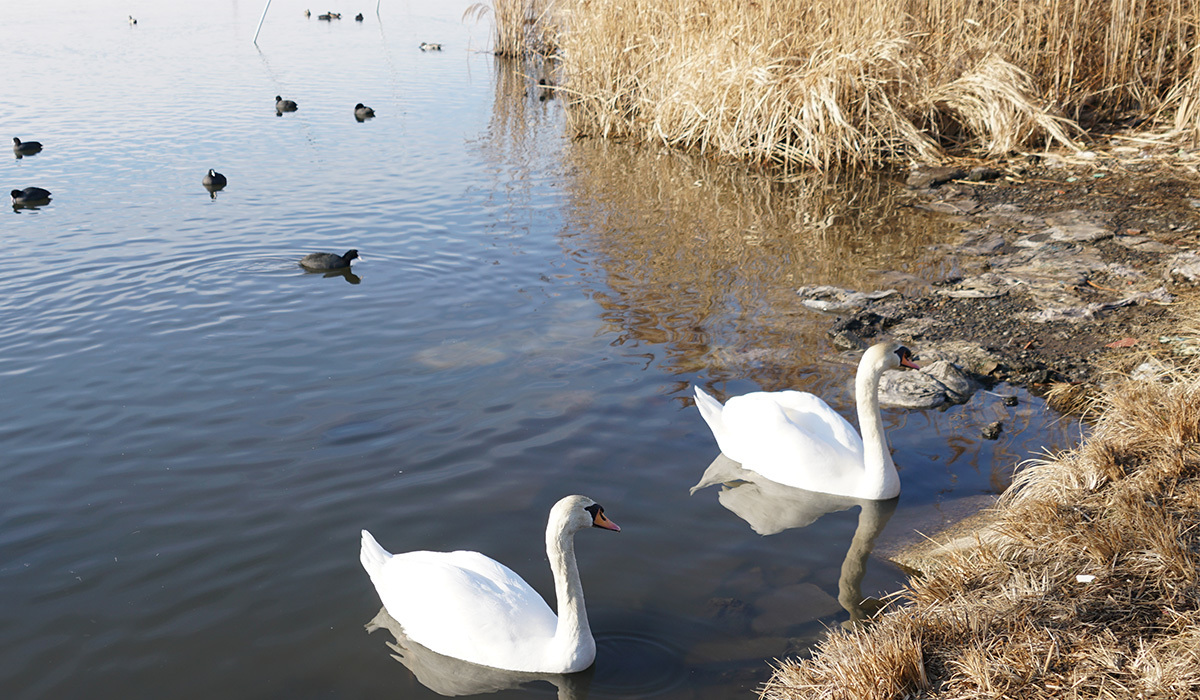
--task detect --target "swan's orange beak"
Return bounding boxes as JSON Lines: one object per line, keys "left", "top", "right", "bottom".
{"left": 898, "top": 347, "right": 920, "bottom": 370}
{"left": 592, "top": 510, "right": 621, "bottom": 532}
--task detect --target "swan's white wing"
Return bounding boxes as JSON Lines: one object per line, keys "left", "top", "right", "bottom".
{"left": 716, "top": 391, "right": 866, "bottom": 489}
{"left": 369, "top": 549, "right": 558, "bottom": 672}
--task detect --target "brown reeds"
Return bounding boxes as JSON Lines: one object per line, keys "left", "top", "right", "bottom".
{"left": 464, "top": 0, "right": 556, "bottom": 57}
{"left": 533, "top": 0, "right": 1200, "bottom": 168}
{"left": 761, "top": 369, "right": 1200, "bottom": 699}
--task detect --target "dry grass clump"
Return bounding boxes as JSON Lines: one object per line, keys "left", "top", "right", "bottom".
{"left": 541, "top": 0, "right": 1200, "bottom": 168}
{"left": 762, "top": 371, "right": 1200, "bottom": 699}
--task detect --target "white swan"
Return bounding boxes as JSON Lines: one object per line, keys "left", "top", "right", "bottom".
{"left": 693, "top": 341, "right": 919, "bottom": 500}
{"left": 360, "top": 495, "right": 620, "bottom": 674}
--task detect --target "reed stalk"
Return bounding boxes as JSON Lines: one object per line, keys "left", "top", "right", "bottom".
{"left": 531, "top": 0, "right": 1200, "bottom": 168}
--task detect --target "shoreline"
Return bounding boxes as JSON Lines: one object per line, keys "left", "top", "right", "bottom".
{"left": 802, "top": 137, "right": 1200, "bottom": 410}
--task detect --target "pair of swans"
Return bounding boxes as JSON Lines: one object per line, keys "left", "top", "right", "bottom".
{"left": 359, "top": 342, "right": 915, "bottom": 676}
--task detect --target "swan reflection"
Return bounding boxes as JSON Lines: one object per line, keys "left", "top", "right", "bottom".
{"left": 691, "top": 454, "right": 897, "bottom": 625}
{"left": 365, "top": 607, "right": 593, "bottom": 699}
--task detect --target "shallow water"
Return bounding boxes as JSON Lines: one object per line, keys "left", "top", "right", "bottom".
{"left": 0, "top": 2, "right": 1082, "bottom": 698}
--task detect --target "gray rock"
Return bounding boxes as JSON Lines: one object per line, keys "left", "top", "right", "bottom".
{"left": 957, "top": 233, "right": 1006, "bottom": 255}
{"left": 906, "top": 165, "right": 967, "bottom": 189}
{"left": 1044, "top": 210, "right": 1114, "bottom": 243}
{"left": 1113, "top": 234, "right": 1176, "bottom": 254}
{"left": 935, "top": 272, "right": 1021, "bottom": 298}
{"left": 890, "top": 316, "right": 938, "bottom": 340}
{"left": 797, "top": 285, "right": 898, "bottom": 314}
{"left": 1168, "top": 251, "right": 1200, "bottom": 283}
{"left": 878, "top": 369, "right": 950, "bottom": 409}
{"left": 922, "top": 360, "right": 979, "bottom": 402}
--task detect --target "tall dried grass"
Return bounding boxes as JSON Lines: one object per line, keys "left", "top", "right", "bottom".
{"left": 761, "top": 370, "right": 1200, "bottom": 699}
{"left": 534, "top": 0, "right": 1200, "bottom": 168}
{"left": 465, "top": 0, "right": 557, "bottom": 57}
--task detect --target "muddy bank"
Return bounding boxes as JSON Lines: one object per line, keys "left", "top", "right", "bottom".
{"left": 802, "top": 139, "right": 1200, "bottom": 400}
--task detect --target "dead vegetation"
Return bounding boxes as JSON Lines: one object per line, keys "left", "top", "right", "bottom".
{"left": 761, "top": 367, "right": 1200, "bottom": 699}
{"left": 508, "top": 0, "right": 1200, "bottom": 169}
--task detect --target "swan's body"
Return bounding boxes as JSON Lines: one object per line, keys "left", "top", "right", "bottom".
{"left": 360, "top": 495, "right": 620, "bottom": 674}
{"left": 694, "top": 342, "right": 918, "bottom": 500}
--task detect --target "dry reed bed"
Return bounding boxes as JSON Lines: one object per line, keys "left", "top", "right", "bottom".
{"left": 762, "top": 371, "right": 1200, "bottom": 700}
{"left": 545, "top": 0, "right": 1200, "bottom": 169}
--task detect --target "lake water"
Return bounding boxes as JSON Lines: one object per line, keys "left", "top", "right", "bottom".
{"left": 0, "top": 2, "right": 1082, "bottom": 698}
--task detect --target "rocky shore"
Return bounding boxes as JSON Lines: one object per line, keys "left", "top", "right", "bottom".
{"left": 800, "top": 139, "right": 1200, "bottom": 409}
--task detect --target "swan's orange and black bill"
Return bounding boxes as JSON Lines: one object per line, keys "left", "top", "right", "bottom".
{"left": 585, "top": 503, "right": 621, "bottom": 532}
{"left": 897, "top": 346, "right": 920, "bottom": 370}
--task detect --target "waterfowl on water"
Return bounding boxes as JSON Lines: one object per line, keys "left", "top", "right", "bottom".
{"left": 12, "top": 137, "right": 42, "bottom": 156}
{"left": 202, "top": 169, "right": 227, "bottom": 189}
{"left": 318, "top": 13, "right": 331, "bottom": 20}
{"left": 298, "top": 249, "right": 360, "bottom": 271}
{"left": 694, "top": 341, "right": 920, "bottom": 501}
{"left": 11, "top": 187, "right": 52, "bottom": 205}
{"left": 128, "top": 15, "right": 137, "bottom": 25}
{"left": 304, "top": 9, "right": 311, "bottom": 17}
{"left": 419, "top": 42, "right": 442, "bottom": 51}
{"left": 275, "top": 95, "right": 298, "bottom": 113}
{"left": 355, "top": 13, "right": 363, "bottom": 21}
{"left": 354, "top": 103, "right": 375, "bottom": 120}
{"left": 360, "top": 495, "right": 620, "bottom": 673}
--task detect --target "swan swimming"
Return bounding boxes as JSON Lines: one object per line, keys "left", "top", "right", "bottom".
{"left": 693, "top": 341, "right": 918, "bottom": 500}
{"left": 360, "top": 495, "right": 620, "bottom": 674}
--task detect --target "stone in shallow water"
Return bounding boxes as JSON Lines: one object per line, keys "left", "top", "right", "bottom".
{"left": 922, "top": 360, "right": 979, "bottom": 403}
{"left": 750, "top": 583, "right": 842, "bottom": 635}
{"left": 796, "top": 285, "right": 898, "bottom": 314}
{"left": 878, "top": 369, "right": 950, "bottom": 409}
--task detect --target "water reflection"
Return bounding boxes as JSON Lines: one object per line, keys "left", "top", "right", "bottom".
{"left": 692, "top": 454, "right": 897, "bottom": 625}
{"left": 557, "top": 139, "right": 960, "bottom": 390}
{"left": 306, "top": 268, "right": 362, "bottom": 284}
{"left": 366, "top": 607, "right": 592, "bottom": 699}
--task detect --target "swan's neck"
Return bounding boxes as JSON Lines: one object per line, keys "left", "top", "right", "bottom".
{"left": 546, "top": 521, "right": 595, "bottom": 672}
{"left": 855, "top": 357, "right": 900, "bottom": 499}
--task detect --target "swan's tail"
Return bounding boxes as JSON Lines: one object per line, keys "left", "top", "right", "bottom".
{"left": 693, "top": 386, "right": 727, "bottom": 442}
{"left": 360, "top": 529, "right": 392, "bottom": 579}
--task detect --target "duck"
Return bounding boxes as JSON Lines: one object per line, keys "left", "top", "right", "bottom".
{"left": 360, "top": 495, "right": 620, "bottom": 673}
{"left": 355, "top": 12, "right": 363, "bottom": 21}
{"left": 128, "top": 15, "right": 137, "bottom": 25}
{"left": 201, "top": 169, "right": 227, "bottom": 189}
{"left": 693, "top": 341, "right": 919, "bottom": 500}
{"left": 298, "top": 249, "right": 360, "bottom": 271}
{"left": 275, "top": 95, "right": 298, "bottom": 113}
{"left": 12, "top": 137, "right": 42, "bottom": 156}
{"left": 11, "top": 187, "right": 52, "bottom": 205}
{"left": 419, "top": 42, "right": 442, "bottom": 51}
{"left": 304, "top": 9, "right": 311, "bottom": 17}
{"left": 353, "top": 103, "right": 375, "bottom": 120}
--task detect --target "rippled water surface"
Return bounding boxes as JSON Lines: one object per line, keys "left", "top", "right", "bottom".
{"left": 1, "top": 2, "right": 1082, "bottom": 698}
